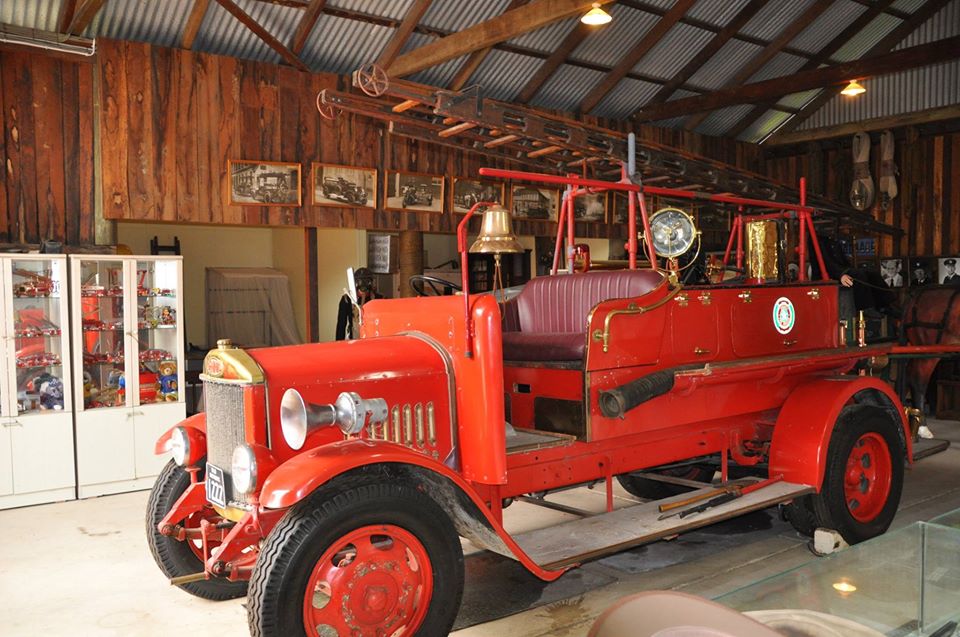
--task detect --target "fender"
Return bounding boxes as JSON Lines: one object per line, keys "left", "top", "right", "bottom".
{"left": 770, "top": 376, "right": 911, "bottom": 490}
{"left": 259, "top": 439, "right": 568, "bottom": 582}
{"left": 154, "top": 412, "right": 207, "bottom": 455}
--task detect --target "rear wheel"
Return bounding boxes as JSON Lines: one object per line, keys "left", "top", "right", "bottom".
{"left": 248, "top": 481, "right": 464, "bottom": 637}
{"left": 617, "top": 464, "right": 716, "bottom": 500}
{"left": 146, "top": 459, "right": 248, "bottom": 600}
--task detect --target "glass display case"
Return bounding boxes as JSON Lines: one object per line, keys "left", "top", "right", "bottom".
{"left": 71, "top": 255, "right": 185, "bottom": 498}
{"left": 0, "top": 255, "right": 75, "bottom": 509}
{"left": 716, "top": 521, "right": 960, "bottom": 637}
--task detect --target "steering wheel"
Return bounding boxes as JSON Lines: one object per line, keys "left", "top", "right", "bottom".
{"left": 409, "top": 275, "right": 462, "bottom": 297}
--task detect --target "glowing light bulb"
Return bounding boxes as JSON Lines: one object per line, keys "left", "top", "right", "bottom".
{"left": 581, "top": 3, "right": 612, "bottom": 25}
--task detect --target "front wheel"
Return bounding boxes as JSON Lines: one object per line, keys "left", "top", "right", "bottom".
{"left": 146, "top": 460, "right": 248, "bottom": 600}
{"left": 248, "top": 481, "right": 464, "bottom": 637}
{"left": 809, "top": 405, "right": 904, "bottom": 544}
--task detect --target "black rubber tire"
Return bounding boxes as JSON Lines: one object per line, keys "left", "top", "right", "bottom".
{"left": 248, "top": 481, "right": 464, "bottom": 637}
{"left": 809, "top": 405, "right": 904, "bottom": 545}
{"left": 617, "top": 464, "right": 716, "bottom": 500}
{"left": 146, "top": 459, "right": 248, "bottom": 600}
{"left": 782, "top": 495, "right": 819, "bottom": 537}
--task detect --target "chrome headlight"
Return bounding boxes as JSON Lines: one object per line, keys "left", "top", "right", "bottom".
{"left": 231, "top": 444, "right": 257, "bottom": 495}
{"left": 170, "top": 427, "right": 189, "bottom": 466}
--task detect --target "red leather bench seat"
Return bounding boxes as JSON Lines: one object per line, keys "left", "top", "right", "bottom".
{"left": 502, "top": 270, "right": 664, "bottom": 361}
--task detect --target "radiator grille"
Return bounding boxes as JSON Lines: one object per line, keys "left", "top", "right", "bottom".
{"left": 204, "top": 380, "right": 251, "bottom": 508}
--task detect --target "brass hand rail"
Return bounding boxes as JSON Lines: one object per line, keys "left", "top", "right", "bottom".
{"left": 593, "top": 284, "right": 683, "bottom": 353}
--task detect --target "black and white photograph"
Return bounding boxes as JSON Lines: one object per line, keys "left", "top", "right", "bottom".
{"left": 452, "top": 178, "right": 504, "bottom": 213}
{"left": 911, "top": 258, "right": 936, "bottom": 287}
{"left": 312, "top": 163, "right": 376, "bottom": 208}
{"left": 879, "top": 258, "right": 904, "bottom": 288}
{"left": 228, "top": 160, "right": 301, "bottom": 206}
{"left": 573, "top": 192, "right": 606, "bottom": 222}
{"left": 385, "top": 171, "right": 444, "bottom": 212}
{"left": 939, "top": 257, "right": 960, "bottom": 286}
{"left": 511, "top": 185, "right": 558, "bottom": 220}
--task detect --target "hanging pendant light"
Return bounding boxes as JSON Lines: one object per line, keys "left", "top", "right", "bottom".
{"left": 841, "top": 80, "right": 866, "bottom": 96}
{"left": 581, "top": 3, "right": 612, "bottom": 26}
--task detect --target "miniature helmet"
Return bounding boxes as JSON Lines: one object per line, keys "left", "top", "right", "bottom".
{"left": 354, "top": 267, "right": 375, "bottom": 293}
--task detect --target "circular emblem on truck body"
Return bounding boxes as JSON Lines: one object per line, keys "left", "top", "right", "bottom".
{"left": 773, "top": 296, "right": 796, "bottom": 335}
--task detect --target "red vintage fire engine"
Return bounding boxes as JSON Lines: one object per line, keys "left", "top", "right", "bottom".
{"left": 149, "top": 150, "right": 921, "bottom": 635}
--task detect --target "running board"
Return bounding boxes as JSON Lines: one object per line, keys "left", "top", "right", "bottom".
{"left": 513, "top": 481, "right": 813, "bottom": 570}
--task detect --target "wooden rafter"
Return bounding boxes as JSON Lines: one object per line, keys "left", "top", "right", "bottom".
{"left": 769, "top": 0, "right": 956, "bottom": 139}
{"left": 641, "top": 0, "right": 769, "bottom": 109}
{"left": 724, "top": 0, "right": 899, "bottom": 140}
{"left": 579, "top": 0, "right": 696, "bottom": 114}
{"left": 633, "top": 36, "right": 960, "bottom": 123}
{"left": 62, "top": 0, "right": 106, "bottom": 36}
{"left": 291, "top": 0, "right": 326, "bottom": 56}
{"left": 182, "top": 0, "right": 211, "bottom": 50}
{"left": 769, "top": 105, "right": 960, "bottom": 146}
{"left": 213, "top": 0, "right": 309, "bottom": 71}
{"left": 517, "top": 21, "right": 592, "bottom": 103}
{"left": 677, "top": 0, "right": 833, "bottom": 131}
{"left": 57, "top": 0, "right": 78, "bottom": 33}
{"left": 448, "top": 0, "right": 529, "bottom": 91}
{"left": 377, "top": 0, "right": 432, "bottom": 69}
{"left": 387, "top": 0, "right": 614, "bottom": 78}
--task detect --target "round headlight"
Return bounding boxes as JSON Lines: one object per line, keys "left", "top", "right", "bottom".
{"left": 170, "top": 427, "right": 189, "bottom": 466}
{"left": 231, "top": 444, "right": 257, "bottom": 495}
{"left": 649, "top": 207, "right": 697, "bottom": 258}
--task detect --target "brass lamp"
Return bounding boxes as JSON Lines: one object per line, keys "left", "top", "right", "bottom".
{"left": 469, "top": 204, "right": 522, "bottom": 303}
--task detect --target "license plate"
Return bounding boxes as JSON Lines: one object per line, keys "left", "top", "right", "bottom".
{"left": 206, "top": 463, "right": 226, "bottom": 508}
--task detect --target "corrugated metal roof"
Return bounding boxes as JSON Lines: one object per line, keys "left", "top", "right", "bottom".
{"left": 570, "top": 4, "right": 659, "bottom": 67}
{"left": 896, "top": 0, "right": 960, "bottom": 48}
{"left": 593, "top": 77, "right": 661, "bottom": 120}
{"left": 1, "top": 0, "right": 63, "bottom": 33}
{"left": 634, "top": 22, "right": 714, "bottom": 80}
{"left": 740, "top": 0, "right": 815, "bottom": 40}
{"left": 776, "top": 88, "right": 821, "bottom": 110}
{"left": 300, "top": 14, "right": 393, "bottom": 75}
{"left": 506, "top": 15, "right": 579, "bottom": 53}
{"left": 892, "top": 0, "right": 929, "bottom": 12}
{"left": 736, "top": 109, "right": 792, "bottom": 142}
{"left": 687, "top": 39, "right": 762, "bottom": 90}
{"left": 325, "top": 0, "right": 414, "bottom": 22}
{"left": 694, "top": 104, "right": 755, "bottom": 136}
{"left": 87, "top": 0, "right": 192, "bottom": 48}
{"left": 467, "top": 49, "right": 544, "bottom": 101}
{"left": 686, "top": 0, "right": 752, "bottom": 28}
{"left": 832, "top": 13, "right": 901, "bottom": 61}
{"left": 530, "top": 63, "right": 605, "bottom": 112}
{"left": 401, "top": 32, "right": 468, "bottom": 87}
{"left": 798, "top": 58, "right": 960, "bottom": 129}
{"left": 420, "top": 0, "right": 512, "bottom": 33}
{"left": 747, "top": 52, "right": 806, "bottom": 83}
{"left": 191, "top": 0, "right": 298, "bottom": 64}
{"left": 788, "top": 0, "right": 867, "bottom": 54}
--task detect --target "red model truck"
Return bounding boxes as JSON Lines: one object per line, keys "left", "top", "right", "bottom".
{"left": 148, "top": 165, "right": 915, "bottom": 637}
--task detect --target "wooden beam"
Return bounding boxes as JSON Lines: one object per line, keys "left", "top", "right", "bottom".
{"left": 725, "top": 0, "right": 898, "bottom": 140}
{"left": 290, "top": 0, "right": 326, "bottom": 55}
{"left": 679, "top": 0, "right": 833, "bottom": 130}
{"left": 438, "top": 121, "right": 478, "bottom": 138}
{"left": 770, "top": 0, "right": 955, "bottom": 138}
{"left": 768, "top": 105, "right": 960, "bottom": 146}
{"left": 57, "top": 0, "right": 78, "bottom": 33}
{"left": 213, "top": 0, "right": 309, "bottom": 71}
{"left": 182, "top": 0, "right": 211, "bottom": 50}
{"left": 63, "top": 0, "right": 106, "bottom": 36}
{"left": 377, "top": 0, "right": 432, "bottom": 69}
{"left": 447, "top": 0, "right": 529, "bottom": 91}
{"left": 579, "top": 0, "right": 696, "bottom": 114}
{"left": 633, "top": 36, "right": 960, "bottom": 123}
{"left": 517, "top": 21, "right": 592, "bottom": 103}
{"left": 388, "top": 0, "right": 614, "bottom": 77}
{"left": 485, "top": 134, "right": 520, "bottom": 148}
{"left": 642, "top": 0, "right": 769, "bottom": 109}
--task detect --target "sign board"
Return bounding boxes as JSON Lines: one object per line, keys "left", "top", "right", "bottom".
{"left": 368, "top": 234, "right": 399, "bottom": 274}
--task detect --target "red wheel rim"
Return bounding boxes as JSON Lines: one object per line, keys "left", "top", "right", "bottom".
{"left": 302, "top": 524, "right": 433, "bottom": 637}
{"left": 843, "top": 432, "right": 892, "bottom": 522}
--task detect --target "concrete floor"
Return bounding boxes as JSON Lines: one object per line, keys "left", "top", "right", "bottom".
{"left": 3, "top": 419, "right": 960, "bottom": 637}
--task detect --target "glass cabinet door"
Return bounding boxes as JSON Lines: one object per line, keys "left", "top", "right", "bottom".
{"left": 8, "top": 258, "right": 69, "bottom": 417}
{"left": 77, "top": 259, "right": 128, "bottom": 410}
{"left": 134, "top": 260, "right": 180, "bottom": 405}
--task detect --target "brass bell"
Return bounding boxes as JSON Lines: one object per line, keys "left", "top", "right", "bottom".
{"left": 469, "top": 204, "right": 523, "bottom": 254}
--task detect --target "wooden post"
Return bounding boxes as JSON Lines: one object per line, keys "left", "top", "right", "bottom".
{"left": 399, "top": 230, "right": 423, "bottom": 298}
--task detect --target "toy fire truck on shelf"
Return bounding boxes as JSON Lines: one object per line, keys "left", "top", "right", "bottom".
{"left": 147, "top": 148, "right": 932, "bottom": 637}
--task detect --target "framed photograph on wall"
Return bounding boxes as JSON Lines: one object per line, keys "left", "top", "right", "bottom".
{"left": 910, "top": 258, "right": 936, "bottom": 287}
{"left": 511, "top": 185, "right": 558, "bottom": 221}
{"left": 573, "top": 192, "right": 606, "bottom": 222}
{"left": 879, "top": 258, "right": 905, "bottom": 288}
{"left": 312, "top": 163, "right": 377, "bottom": 208}
{"left": 452, "top": 178, "right": 505, "bottom": 213}
{"left": 385, "top": 171, "right": 444, "bottom": 212}
{"left": 938, "top": 257, "right": 960, "bottom": 286}
{"left": 228, "top": 160, "right": 301, "bottom": 206}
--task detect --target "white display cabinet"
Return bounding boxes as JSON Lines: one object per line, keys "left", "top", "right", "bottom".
{"left": 70, "top": 256, "right": 185, "bottom": 498}
{"left": 0, "top": 255, "right": 75, "bottom": 510}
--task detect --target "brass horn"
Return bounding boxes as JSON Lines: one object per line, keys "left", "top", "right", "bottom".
{"left": 280, "top": 388, "right": 388, "bottom": 449}
{"left": 469, "top": 204, "right": 523, "bottom": 254}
